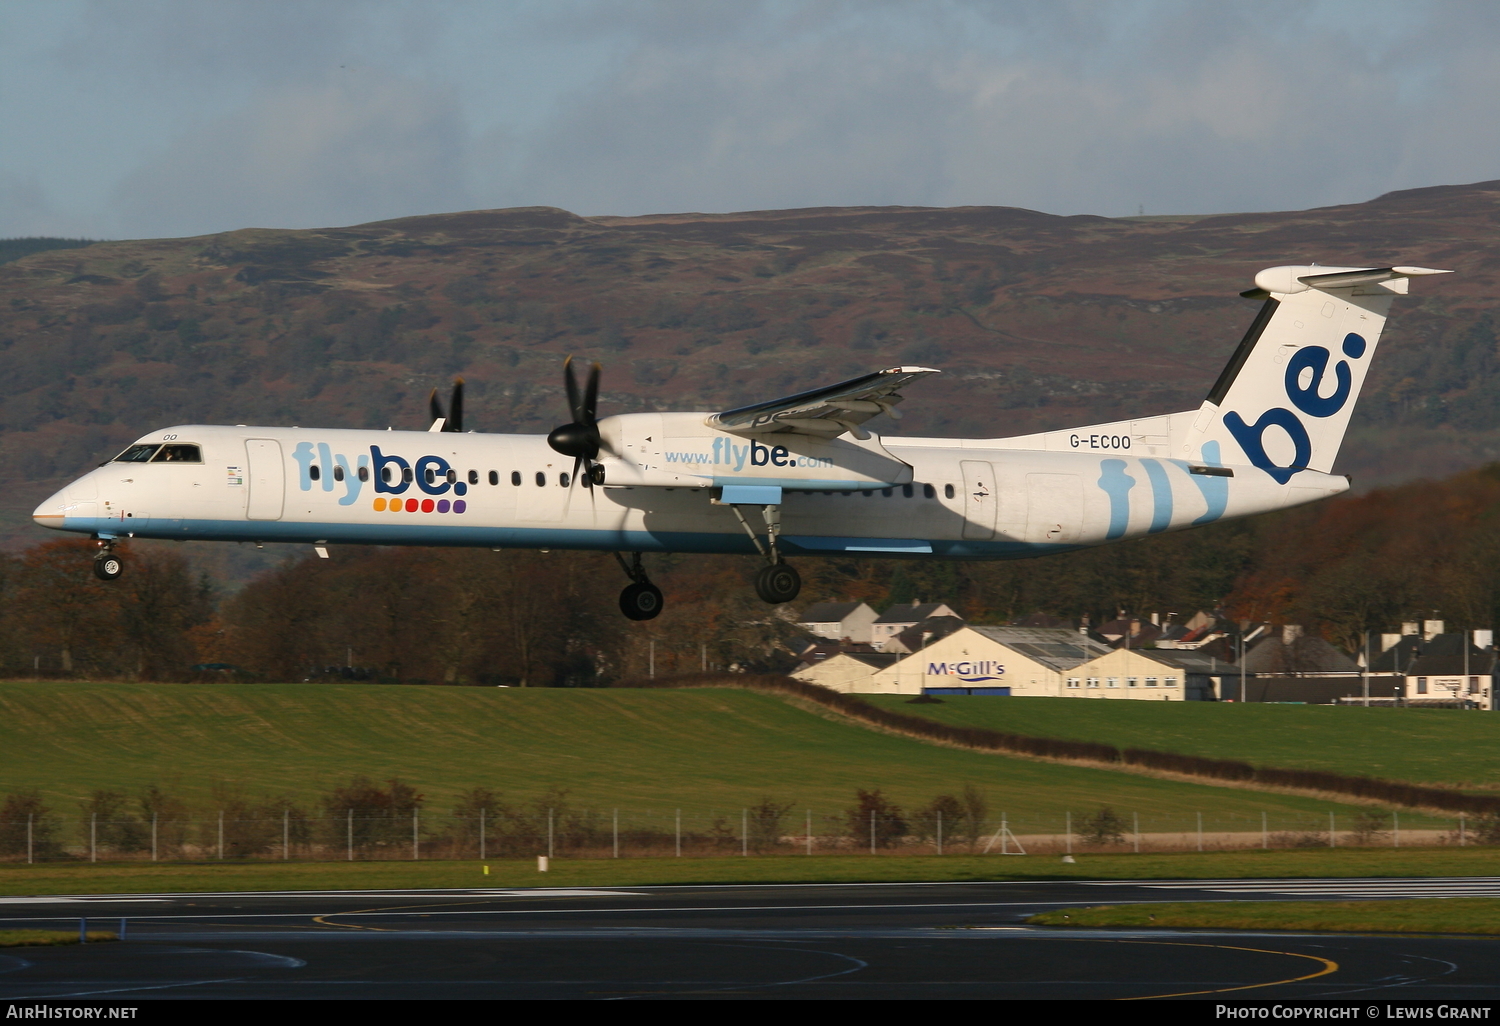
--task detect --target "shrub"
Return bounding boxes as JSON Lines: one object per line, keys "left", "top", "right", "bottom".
{"left": 1080, "top": 806, "right": 1127, "bottom": 846}
{"left": 847, "top": 788, "right": 907, "bottom": 849}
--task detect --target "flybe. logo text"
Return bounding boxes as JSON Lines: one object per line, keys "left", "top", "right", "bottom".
{"left": 1223, "top": 332, "right": 1366, "bottom": 485}
{"left": 291, "top": 443, "right": 471, "bottom": 506}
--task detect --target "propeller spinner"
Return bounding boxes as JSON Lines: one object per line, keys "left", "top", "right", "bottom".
{"left": 547, "top": 356, "right": 605, "bottom": 487}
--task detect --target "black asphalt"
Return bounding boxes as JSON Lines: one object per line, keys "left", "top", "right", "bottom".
{"left": 2, "top": 879, "right": 1498, "bottom": 1000}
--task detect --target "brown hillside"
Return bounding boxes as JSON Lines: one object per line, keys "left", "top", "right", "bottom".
{"left": 2, "top": 183, "right": 1499, "bottom": 553}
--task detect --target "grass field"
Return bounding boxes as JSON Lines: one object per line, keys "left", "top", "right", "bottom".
{"left": 864, "top": 695, "right": 1500, "bottom": 790}
{"left": 0, "top": 930, "right": 116, "bottom": 946}
{"left": 2, "top": 847, "right": 1499, "bottom": 895}
{"left": 1027, "top": 897, "right": 1500, "bottom": 935}
{"left": 0, "top": 682, "right": 1458, "bottom": 844}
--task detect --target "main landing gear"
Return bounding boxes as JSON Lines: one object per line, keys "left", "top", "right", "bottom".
{"left": 614, "top": 551, "right": 664, "bottom": 621}
{"left": 729, "top": 502, "right": 801, "bottom": 605}
{"left": 92, "top": 539, "right": 122, "bottom": 581}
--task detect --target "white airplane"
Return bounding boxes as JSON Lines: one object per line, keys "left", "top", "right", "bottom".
{"left": 34, "top": 263, "right": 1449, "bottom": 620}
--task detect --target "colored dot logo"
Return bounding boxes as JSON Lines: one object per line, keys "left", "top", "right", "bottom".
{"left": 372, "top": 497, "right": 467, "bottom": 514}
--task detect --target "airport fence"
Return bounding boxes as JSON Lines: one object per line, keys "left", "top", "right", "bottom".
{"left": 0, "top": 805, "right": 1490, "bottom": 863}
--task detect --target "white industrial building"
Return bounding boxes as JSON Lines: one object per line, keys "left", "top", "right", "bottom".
{"left": 794, "top": 625, "right": 1109, "bottom": 696}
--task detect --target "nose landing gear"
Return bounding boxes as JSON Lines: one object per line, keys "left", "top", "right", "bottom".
{"left": 92, "top": 540, "right": 122, "bottom": 581}
{"left": 614, "top": 552, "right": 663, "bottom": 621}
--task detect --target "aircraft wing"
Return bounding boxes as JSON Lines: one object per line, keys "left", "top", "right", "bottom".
{"left": 705, "top": 366, "right": 940, "bottom": 439}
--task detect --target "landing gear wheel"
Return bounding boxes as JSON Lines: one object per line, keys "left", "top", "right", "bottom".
{"left": 589, "top": 463, "right": 606, "bottom": 487}
{"left": 754, "top": 562, "right": 800, "bottom": 604}
{"left": 93, "top": 554, "right": 122, "bottom": 581}
{"left": 620, "top": 581, "right": 664, "bottom": 621}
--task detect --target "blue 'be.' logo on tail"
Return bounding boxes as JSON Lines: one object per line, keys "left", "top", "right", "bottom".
{"left": 1223, "top": 333, "right": 1365, "bottom": 484}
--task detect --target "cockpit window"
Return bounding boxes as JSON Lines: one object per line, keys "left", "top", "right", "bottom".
{"left": 113, "top": 444, "right": 161, "bottom": 463}
{"left": 151, "top": 444, "right": 202, "bottom": 463}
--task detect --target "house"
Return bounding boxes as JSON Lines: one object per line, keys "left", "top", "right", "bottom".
{"left": 1402, "top": 631, "right": 1496, "bottom": 709}
{"left": 796, "top": 601, "right": 879, "bottom": 645}
{"left": 871, "top": 600, "right": 960, "bottom": 649}
{"left": 865, "top": 626, "right": 1110, "bottom": 696}
{"left": 881, "top": 615, "right": 967, "bottom": 655}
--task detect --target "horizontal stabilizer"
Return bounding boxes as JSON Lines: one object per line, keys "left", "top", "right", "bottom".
{"left": 1241, "top": 265, "right": 1451, "bottom": 298}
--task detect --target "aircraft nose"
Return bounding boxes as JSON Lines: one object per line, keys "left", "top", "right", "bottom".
{"left": 32, "top": 489, "right": 68, "bottom": 529}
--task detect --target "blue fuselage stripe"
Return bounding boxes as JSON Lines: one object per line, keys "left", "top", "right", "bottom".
{"left": 59, "top": 516, "right": 1076, "bottom": 561}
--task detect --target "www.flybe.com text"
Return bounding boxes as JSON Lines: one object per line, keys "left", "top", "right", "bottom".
{"left": 664, "top": 439, "right": 834, "bottom": 472}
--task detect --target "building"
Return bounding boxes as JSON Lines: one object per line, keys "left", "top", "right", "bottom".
{"left": 791, "top": 651, "right": 900, "bottom": 692}
{"left": 881, "top": 615, "right": 967, "bottom": 655}
{"left": 796, "top": 601, "right": 879, "bottom": 645}
{"left": 1401, "top": 631, "right": 1496, "bottom": 709}
{"left": 865, "top": 626, "right": 1110, "bottom": 696}
{"left": 1063, "top": 647, "right": 1222, "bottom": 701}
{"left": 871, "top": 601, "right": 960, "bottom": 649}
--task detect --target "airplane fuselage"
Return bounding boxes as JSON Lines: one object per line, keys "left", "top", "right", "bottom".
{"left": 35, "top": 422, "right": 1346, "bottom": 559}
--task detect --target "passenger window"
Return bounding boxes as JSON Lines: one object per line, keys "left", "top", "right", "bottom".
{"left": 923, "top": 484, "right": 935, "bottom": 499}
{"left": 309, "top": 465, "right": 321, "bottom": 481}
{"left": 560, "top": 472, "right": 570, "bottom": 488}
{"left": 535, "top": 471, "right": 546, "bottom": 487}
{"left": 358, "top": 466, "right": 369, "bottom": 482}
{"left": 402, "top": 467, "right": 413, "bottom": 483}
{"left": 151, "top": 444, "right": 202, "bottom": 463}
{"left": 468, "top": 470, "right": 479, "bottom": 485}
{"left": 944, "top": 483, "right": 955, "bottom": 499}
{"left": 382, "top": 466, "right": 394, "bottom": 484}
{"left": 902, "top": 484, "right": 913, "bottom": 498}
{"left": 113, "top": 444, "right": 160, "bottom": 463}
{"left": 509, "top": 471, "right": 520, "bottom": 486}
{"left": 446, "top": 469, "right": 456, "bottom": 484}
{"left": 333, "top": 465, "right": 345, "bottom": 482}
{"left": 424, "top": 468, "right": 436, "bottom": 485}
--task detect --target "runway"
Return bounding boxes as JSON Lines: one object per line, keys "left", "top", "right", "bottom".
{"left": 2, "top": 879, "right": 1498, "bottom": 1000}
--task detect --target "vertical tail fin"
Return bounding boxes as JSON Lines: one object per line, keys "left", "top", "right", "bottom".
{"left": 1187, "top": 265, "right": 1451, "bottom": 482}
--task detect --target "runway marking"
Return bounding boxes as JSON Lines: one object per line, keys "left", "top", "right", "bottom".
{"left": 1112, "top": 940, "right": 1339, "bottom": 1000}
{"left": 0, "top": 897, "right": 169, "bottom": 904}
{"left": 312, "top": 896, "right": 573, "bottom": 931}
{"left": 1110, "top": 879, "right": 1500, "bottom": 899}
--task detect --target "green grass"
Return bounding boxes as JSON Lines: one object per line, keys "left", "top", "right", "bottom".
{"left": 1027, "top": 897, "right": 1500, "bottom": 935}
{"left": 865, "top": 695, "right": 1500, "bottom": 790}
{"left": 2, "top": 847, "right": 1498, "bottom": 895}
{"left": 0, "top": 930, "right": 116, "bottom": 946}
{"left": 0, "top": 682, "right": 1417, "bottom": 827}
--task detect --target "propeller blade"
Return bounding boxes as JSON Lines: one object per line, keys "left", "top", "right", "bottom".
{"left": 583, "top": 362, "right": 600, "bottom": 423}
{"left": 446, "top": 378, "right": 464, "bottom": 433}
{"left": 428, "top": 388, "right": 445, "bottom": 426}
{"left": 572, "top": 454, "right": 584, "bottom": 489}
{"left": 563, "top": 356, "right": 583, "bottom": 424}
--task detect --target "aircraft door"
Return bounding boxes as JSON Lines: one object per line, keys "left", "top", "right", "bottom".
{"left": 960, "top": 460, "right": 997, "bottom": 540}
{"left": 245, "top": 439, "right": 285, "bottom": 521}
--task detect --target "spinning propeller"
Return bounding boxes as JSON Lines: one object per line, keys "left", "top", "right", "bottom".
{"left": 547, "top": 356, "right": 604, "bottom": 488}
{"left": 428, "top": 378, "right": 465, "bottom": 432}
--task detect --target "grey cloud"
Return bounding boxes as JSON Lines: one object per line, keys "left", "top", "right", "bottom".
{"left": 112, "top": 71, "right": 471, "bottom": 238}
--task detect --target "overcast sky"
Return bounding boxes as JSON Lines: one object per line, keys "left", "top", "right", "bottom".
{"left": 3, "top": 0, "right": 1498, "bottom": 240}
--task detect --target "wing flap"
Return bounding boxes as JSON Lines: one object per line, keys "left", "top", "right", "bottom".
{"left": 706, "top": 366, "right": 939, "bottom": 437}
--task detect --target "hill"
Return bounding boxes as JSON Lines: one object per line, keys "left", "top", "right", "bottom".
{"left": 2, "top": 183, "right": 1500, "bottom": 553}
{"left": 0, "top": 682, "right": 1414, "bottom": 836}
{"left": 864, "top": 696, "right": 1500, "bottom": 793}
